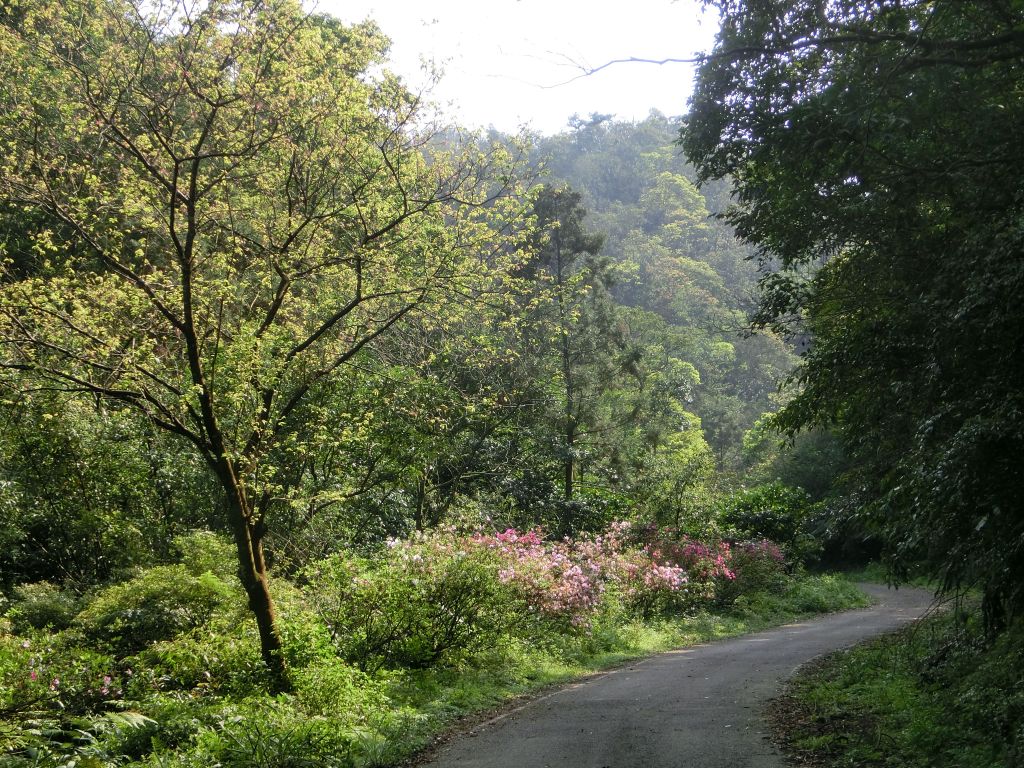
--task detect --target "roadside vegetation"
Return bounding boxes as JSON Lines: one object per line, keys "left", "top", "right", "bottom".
{"left": 772, "top": 607, "right": 1024, "bottom": 768}
{"left": 0, "top": 524, "right": 865, "bottom": 768}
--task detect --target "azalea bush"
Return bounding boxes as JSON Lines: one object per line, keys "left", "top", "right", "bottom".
{"left": 470, "top": 527, "right": 607, "bottom": 628}
{"left": 717, "top": 539, "right": 788, "bottom": 606}
{"left": 305, "top": 521, "right": 776, "bottom": 671}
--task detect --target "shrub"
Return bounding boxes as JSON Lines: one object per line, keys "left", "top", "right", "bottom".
{"left": 717, "top": 539, "right": 788, "bottom": 605}
{"left": 128, "top": 624, "right": 268, "bottom": 697}
{"left": 719, "top": 482, "right": 821, "bottom": 565}
{"left": 213, "top": 709, "right": 354, "bottom": 768}
{"left": 614, "top": 553, "right": 690, "bottom": 617}
{"left": 174, "top": 530, "right": 237, "bottom": 580}
{"left": 3, "top": 633, "right": 121, "bottom": 716}
{"left": 292, "top": 657, "right": 386, "bottom": 724}
{"left": 6, "top": 581, "right": 81, "bottom": 632}
{"left": 75, "top": 565, "right": 238, "bottom": 656}
{"left": 471, "top": 528, "right": 606, "bottom": 629}
{"left": 305, "top": 538, "right": 517, "bottom": 672}
{"left": 185, "top": 699, "right": 357, "bottom": 768}
{"left": 633, "top": 527, "right": 734, "bottom": 607}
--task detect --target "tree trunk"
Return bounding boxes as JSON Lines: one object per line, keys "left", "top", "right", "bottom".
{"left": 220, "top": 469, "right": 289, "bottom": 692}
{"left": 564, "top": 422, "right": 575, "bottom": 501}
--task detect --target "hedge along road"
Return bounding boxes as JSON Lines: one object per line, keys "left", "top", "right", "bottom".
{"left": 418, "top": 583, "right": 935, "bottom": 768}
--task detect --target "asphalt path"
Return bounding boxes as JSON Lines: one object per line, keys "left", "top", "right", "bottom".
{"left": 419, "top": 583, "right": 935, "bottom": 768}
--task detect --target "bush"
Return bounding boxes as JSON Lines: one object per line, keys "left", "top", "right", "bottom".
{"left": 5, "top": 581, "right": 81, "bottom": 632}
{"left": 305, "top": 538, "right": 517, "bottom": 672}
{"left": 2, "top": 633, "right": 121, "bottom": 716}
{"left": 719, "top": 482, "right": 821, "bottom": 565}
{"left": 717, "top": 539, "right": 788, "bottom": 605}
{"left": 128, "top": 624, "right": 268, "bottom": 697}
{"left": 472, "top": 528, "right": 607, "bottom": 629}
{"left": 631, "top": 527, "right": 734, "bottom": 610}
{"left": 174, "top": 530, "right": 237, "bottom": 580}
{"left": 75, "top": 565, "right": 238, "bottom": 656}
{"left": 292, "top": 657, "right": 386, "bottom": 724}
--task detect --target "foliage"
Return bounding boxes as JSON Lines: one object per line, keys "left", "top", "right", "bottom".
{"left": 0, "top": 523, "right": 867, "bottom": 768}
{"left": 684, "top": 0, "right": 1024, "bottom": 629}
{"left": 74, "top": 566, "right": 238, "bottom": 657}
{"left": 719, "top": 482, "right": 822, "bottom": 566}
{"left": 304, "top": 521, "right": 794, "bottom": 671}
{"left": 717, "top": 540, "right": 788, "bottom": 605}
{"left": 305, "top": 536, "right": 518, "bottom": 672}
{"left": 4, "top": 583, "right": 81, "bottom": 633}
{"left": 776, "top": 610, "right": 1024, "bottom": 767}
{"left": 532, "top": 113, "right": 798, "bottom": 467}
{"left": 0, "top": 394, "right": 216, "bottom": 589}
{"left": 200, "top": 699, "right": 356, "bottom": 768}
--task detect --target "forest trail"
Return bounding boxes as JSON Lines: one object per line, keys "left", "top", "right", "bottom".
{"left": 418, "top": 584, "right": 935, "bottom": 768}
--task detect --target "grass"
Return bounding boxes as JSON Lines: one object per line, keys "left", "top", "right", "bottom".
{"left": 770, "top": 606, "right": 1024, "bottom": 768}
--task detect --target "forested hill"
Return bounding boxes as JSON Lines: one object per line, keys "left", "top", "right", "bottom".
{"left": 528, "top": 113, "right": 796, "bottom": 465}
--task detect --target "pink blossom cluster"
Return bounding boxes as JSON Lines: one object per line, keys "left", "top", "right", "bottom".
{"left": 471, "top": 528, "right": 605, "bottom": 625}
{"left": 733, "top": 538, "right": 785, "bottom": 564}
{"left": 642, "top": 534, "right": 736, "bottom": 582}
{"left": 368, "top": 522, "right": 778, "bottom": 628}
{"left": 470, "top": 522, "right": 699, "bottom": 624}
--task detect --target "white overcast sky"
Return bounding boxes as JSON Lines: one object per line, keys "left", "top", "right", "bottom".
{"left": 315, "top": 0, "right": 720, "bottom": 135}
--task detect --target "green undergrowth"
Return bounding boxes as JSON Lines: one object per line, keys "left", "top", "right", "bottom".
{"left": 772, "top": 607, "right": 1024, "bottom": 768}
{"left": 0, "top": 574, "right": 866, "bottom": 768}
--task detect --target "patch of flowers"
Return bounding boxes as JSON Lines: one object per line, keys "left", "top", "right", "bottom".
{"left": 307, "top": 521, "right": 790, "bottom": 670}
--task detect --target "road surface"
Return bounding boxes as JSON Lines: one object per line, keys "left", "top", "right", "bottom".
{"left": 419, "top": 583, "right": 934, "bottom": 768}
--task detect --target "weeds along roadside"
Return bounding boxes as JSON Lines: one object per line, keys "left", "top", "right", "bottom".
{"left": 770, "top": 599, "right": 1024, "bottom": 768}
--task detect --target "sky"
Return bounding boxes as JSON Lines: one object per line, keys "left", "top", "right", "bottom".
{"left": 316, "top": 0, "right": 720, "bottom": 135}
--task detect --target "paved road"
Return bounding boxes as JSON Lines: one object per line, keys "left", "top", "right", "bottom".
{"left": 420, "top": 584, "right": 935, "bottom": 768}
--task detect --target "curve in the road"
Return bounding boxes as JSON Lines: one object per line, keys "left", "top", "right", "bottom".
{"left": 418, "top": 583, "right": 935, "bottom": 768}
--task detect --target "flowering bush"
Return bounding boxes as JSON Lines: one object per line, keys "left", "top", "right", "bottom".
{"left": 470, "top": 528, "right": 604, "bottom": 627}
{"left": 717, "top": 539, "right": 788, "bottom": 605}
{"left": 1, "top": 634, "right": 124, "bottom": 717}
{"left": 306, "top": 522, "right": 790, "bottom": 670}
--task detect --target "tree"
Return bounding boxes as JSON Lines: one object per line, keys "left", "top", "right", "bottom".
{"left": 0, "top": 0, "right": 526, "bottom": 687}
{"left": 530, "top": 114, "right": 798, "bottom": 468}
{"left": 523, "top": 185, "right": 614, "bottom": 509}
{"left": 683, "top": 0, "right": 1024, "bottom": 630}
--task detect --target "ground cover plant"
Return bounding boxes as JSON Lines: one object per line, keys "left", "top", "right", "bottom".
{"left": 770, "top": 607, "right": 1024, "bottom": 768}
{"left": 0, "top": 523, "right": 866, "bottom": 768}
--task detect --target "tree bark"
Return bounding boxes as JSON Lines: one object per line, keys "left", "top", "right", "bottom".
{"left": 564, "top": 421, "right": 575, "bottom": 501}
{"left": 220, "top": 465, "right": 289, "bottom": 692}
